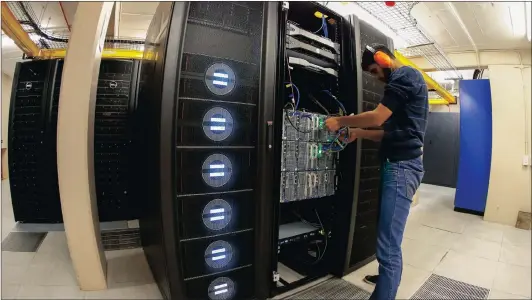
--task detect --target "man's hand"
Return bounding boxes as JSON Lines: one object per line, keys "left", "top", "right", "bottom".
{"left": 325, "top": 117, "right": 342, "bottom": 132}
{"left": 340, "top": 128, "right": 363, "bottom": 143}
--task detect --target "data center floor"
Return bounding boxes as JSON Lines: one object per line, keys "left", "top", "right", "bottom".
{"left": 2, "top": 180, "right": 531, "bottom": 299}
{"left": 344, "top": 184, "right": 532, "bottom": 300}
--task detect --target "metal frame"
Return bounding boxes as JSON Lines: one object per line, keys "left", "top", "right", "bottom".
{"left": 394, "top": 51, "right": 457, "bottom": 105}
{"left": 39, "top": 49, "right": 144, "bottom": 60}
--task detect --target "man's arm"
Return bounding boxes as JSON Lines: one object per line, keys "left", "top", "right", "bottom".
{"left": 347, "top": 128, "right": 384, "bottom": 143}
{"left": 326, "top": 104, "right": 392, "bottom": 130}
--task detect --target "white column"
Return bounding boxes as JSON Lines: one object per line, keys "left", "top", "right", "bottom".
{"left": 56, "top": 1, "right": 114, "bottom": 291}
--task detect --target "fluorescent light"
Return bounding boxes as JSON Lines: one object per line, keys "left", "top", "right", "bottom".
{"left": 212, "top": 80, "right": 228, "bottom": 86}
{"left": 213, "top": 72, "right": 229, "bottom": 78}
{"left": 211, "top": 248, "right": 226, "bottom": 254}
{"left": 210, "top": 172, "right": 225, "bottom": 177}
{"left": 210, "top": 117, "right": 226, "bottom": 123}
{"left": 210, "top": 216, "right": 225, "bottom": 221}
{"left": 210, "top": 164, "right": 225, "bottom": 169}
{"left": 509, "top": 2, "right": 526, "bottom": 37}
{"left": 210, "top": 126, "right": 226, "bottom": 131}
{"left": 212, "top": 255, "right": 226, "bottom": 261}
{"left": 214, "top": 289, "right": 228, "bottom": 295}
{"left": 214, "top": 284, "right": 228, "bottom": 290}
{"left": 526, "top": 2, "right": 531, "bottom": 41}
{"left": 210, "top": 208, "right": 225, "bottom": 214}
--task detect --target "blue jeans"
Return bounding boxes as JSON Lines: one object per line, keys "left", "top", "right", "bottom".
{"left": 370, "top": 156, "right": 424, "bottom": 300}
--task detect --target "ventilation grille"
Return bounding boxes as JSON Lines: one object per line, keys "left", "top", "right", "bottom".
{"left": 411, "top": 274, "right": 490, "bottom": 300}
{"left": 284, "top": 278, "right": 370, "bottom": 299}
{"left": 101, "top": 228, "right": 141, "bottom": 251}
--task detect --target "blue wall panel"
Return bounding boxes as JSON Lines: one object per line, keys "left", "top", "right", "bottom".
{"left": 455, "top": 79, "right": 492, "bottom": 214}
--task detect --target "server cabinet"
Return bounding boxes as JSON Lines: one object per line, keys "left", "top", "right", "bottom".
{"left": 422, "top": 112, "right": 460, "bottom": 188}
{"left": 266, "top": 2, "right": 362, "bottom": 288}
{"left": 8, "top": 60, "right": 63, "bottom": 223}
{"left": 346, "top": 15, "right": 394, "bottom": 271}
{"left": 94, "top": 60, "right": 141, "bottom": 221}
{"left": 137, "top": 2, "right": 278, "bottom": 299}
{"left": 8, "top": 59, "right": 141, "bottom": 223}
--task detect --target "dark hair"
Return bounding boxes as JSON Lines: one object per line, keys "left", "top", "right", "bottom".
{"left": 361, "top": 43, "right": 395, "bottom": 71}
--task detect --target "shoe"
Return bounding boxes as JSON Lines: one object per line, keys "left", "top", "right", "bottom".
{"left": 363, "top": 275, "right": 378, "bottom": 285}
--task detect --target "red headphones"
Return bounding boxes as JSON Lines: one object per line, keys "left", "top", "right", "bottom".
{"left": 366, "top": 45, "right": 393, "bottom": 68}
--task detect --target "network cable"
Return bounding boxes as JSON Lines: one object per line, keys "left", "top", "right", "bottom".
{"left": 321, "top": 90, "right": 346, "bottom": 115}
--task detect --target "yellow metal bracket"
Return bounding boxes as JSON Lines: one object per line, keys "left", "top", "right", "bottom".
{"left": 39, "top": 48, "right": 144, "bottom": 60}
{"left": 394, "top": 50, "right": 456, "bottom": 105}
{"left": 428, "top": 98, "right": 450, "bottom": 105}
{"left": 1, "top": 2, "right": 40, "bottom": 57}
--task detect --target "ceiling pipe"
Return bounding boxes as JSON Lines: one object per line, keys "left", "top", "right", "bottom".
{"left": 446, "top": 2, "right": 480, "bottom": 69}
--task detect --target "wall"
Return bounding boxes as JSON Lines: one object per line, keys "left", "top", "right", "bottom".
{"left": 2, "top": 72, "right": 13, "bottom": 148}
{"left": 484, "top": 65, "right": 532, "bottom": 226}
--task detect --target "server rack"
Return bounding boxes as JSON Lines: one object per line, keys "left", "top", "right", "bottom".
{"left": 8, "top": 60, "right": 63, "bottom": 223}
{"left": 346, "top": 15, "right": 394, "bottom": 272}
{"left": 94, "top": 60, "right": 141, "bottom": 222}
{"left": 267, "top": 2, "right": 362, "bottom": 295}
{"left": 8, "top": 59, "right": 141, "bottom": 223}
{"left": 137, "top": 2, "right": 279, "bottom": 299}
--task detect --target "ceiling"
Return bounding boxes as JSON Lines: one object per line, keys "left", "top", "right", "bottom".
{"left": 118, "top": 2, "right": 158, "bottom": 39}
{"left": 412, "top": 2, "right": 531, "bottom": 53}
{"left": 2, "top": 1, "right": 531, "bottom": 77}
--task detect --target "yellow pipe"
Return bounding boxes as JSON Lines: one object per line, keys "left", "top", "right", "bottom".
{"left": 39, "top": 48, "right": 144, "bottom": 60}
{"left": 394, "top": 50, "right": 456, "bottom": 105}
{"left": 1, "top": 2, "right": 40, "bottom": 57}
{"left": 428, "top": 98, "right": 450, "bottom": 105}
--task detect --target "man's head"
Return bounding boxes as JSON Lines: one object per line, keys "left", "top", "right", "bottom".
{"left": 361, "top": 43, "right": 396, "bottom": 83}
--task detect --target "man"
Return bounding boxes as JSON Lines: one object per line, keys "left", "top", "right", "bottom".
{"left": 325, "top": 43, "right": 428, "bottom": 300}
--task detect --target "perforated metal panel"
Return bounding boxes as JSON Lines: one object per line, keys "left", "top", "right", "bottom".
{"left": 284, "top": 278, "right": 370, "bottom": 299}
{"left": 8, "top": 60, "right": 63, "bottom": 223}
{"left": 94, "top": 60, "right": 140, "bottom": 222}
{"left": 411, "top": 274, "right": 490, "bottom": 300}
{"left": 349, "top": 17, "right": 393, "bottom": 267}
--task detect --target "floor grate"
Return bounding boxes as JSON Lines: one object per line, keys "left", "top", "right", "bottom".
{"left": 411, "top": 274, "right": 490, "bottom": 300}
{"left": 284, "top": 278, "right": 370, "bottom": 299}
{"left": 101, "top": 228, "right": 141, "bottom": 251}
{"left": 1, "top": 232, "right": 47, "bottom": 252}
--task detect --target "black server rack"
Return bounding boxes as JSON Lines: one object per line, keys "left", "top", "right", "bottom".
{"left": 267, "top": 2, "right": 362, "bottom": 293}
{"left": 94, "top": 60, "right": 141, "bottom": 221}
{"left": 8, "top": 59, "right": 141, "bottom": 223}
{"left": 137, "top": 2, "right": 278, "bottom": 300}
{"left": 347, "top": 15, "right": 394, "bottom": 271}
{"left": 8, "top": 60, "right": 63, "bottom": 223}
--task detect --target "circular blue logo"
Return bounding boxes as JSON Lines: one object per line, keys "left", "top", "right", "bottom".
{"left": 205, "top": 63, "right": 236, "bottom": 96}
